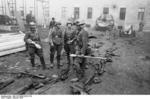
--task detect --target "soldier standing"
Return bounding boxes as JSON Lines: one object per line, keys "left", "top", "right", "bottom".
{"left": 71, "top": 23, "right": 89, "bottom": 82}
{"left": 24, "top": 22, "right": 46, "bottom": 70}
{"left": 49, "top": 23, "right": 63, "bottom": 69}
{"left": 64, "top": 22, "right": 76, "bottom": 70}
{"left": 49, "top": 17, "right": 56, "bottom": 30}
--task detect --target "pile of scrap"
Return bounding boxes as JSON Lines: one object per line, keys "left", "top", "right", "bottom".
{"left": 0, "top": 31, "right": 25, "bottom": 56}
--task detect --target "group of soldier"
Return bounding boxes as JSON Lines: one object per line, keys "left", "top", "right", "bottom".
{"left": 24, "top": 17, "right": 90, "bottom": 82}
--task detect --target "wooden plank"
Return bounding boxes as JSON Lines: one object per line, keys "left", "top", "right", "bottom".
{"left": 0, "top": 36, "right": 24, "bottom": 43}
{"left": 0, "top": 32, "right": 25, "bottom": 56}
{"left": 0, "top": 41, "right": 25, "bottom": 51}
{"left": 0, "top": 46, "right": 25, "bottom": 56}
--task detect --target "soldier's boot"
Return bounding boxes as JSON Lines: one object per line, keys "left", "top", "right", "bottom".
{"left": 67, "top": 57, "right": 71, "bottom": 71}
{"left": 57, "top": 55, "right": 61, "bottom": 69}
{"left": 40, "top": 57, "right": 46, "bottom": 70}
{"left": 70, "top": 66, "right": 79, "bottom": 82}
{"left": 78, "top": 69, "right": 85, "bottom": 81}
{"left": 31, "top": 58, "right": 36, "bottom": 70}
{"left": 50, "top": 54, "right": 54, "bottom": 68}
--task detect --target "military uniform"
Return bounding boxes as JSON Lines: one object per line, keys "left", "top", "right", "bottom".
{"left": 49, "top": 20, "right": 56, "bottom": 29}
{"left": 24, "top": 30, "right": 46, "bottom": 69}
{"left": 74, "top": 28, "right": 89, "bottom": 81}
{"left": 50, "top": 26, "right": 63, "bottom": 68}
{"left": 64, "top": 26, "right": 76, "bottom": 69}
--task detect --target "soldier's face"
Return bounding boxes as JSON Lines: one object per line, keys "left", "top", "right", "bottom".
{"left": 31, "top": 28, "right": 36, "bottom": 33}
{"left": 84, "top": 26, "right": 89, "bottom": 31}
{"left": 68, "top": 24, "right": 72, "bottom": 27}
{"left": 72, "top": 25, "right": 77, "bottom": 31}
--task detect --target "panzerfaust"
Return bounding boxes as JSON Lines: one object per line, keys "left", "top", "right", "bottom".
{"left": 70, "top": 54, "right": 107, "bottom": 60}
{"left": 28, "top": 39, "right": 42, "bottom": 49}
{"left": 31, "top": 41, "right": 41, "bottom": 49}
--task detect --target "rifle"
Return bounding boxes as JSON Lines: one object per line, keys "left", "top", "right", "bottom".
{"left": 70, "top": 54, "right": 107, "bottom": 60}
{"left": 0, "top": 71, "right": 46, "bottom": 79}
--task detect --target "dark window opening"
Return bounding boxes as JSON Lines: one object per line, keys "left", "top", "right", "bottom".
{"left": 74, "top": 7, "right": 80, "bottom": 19}
{"left": 103, "top": 7, "right": 109, "bottom": 14}
{"left": 138, "top": 8, "right": 145, "bottom": 20}
{"left": 87, "top": 7, "right": 92, "bottom": 19}
{"left": 20, "top": 10, "right": 24, "bottom": 17}
{"left": 120, "top": 8, "right": 126, "bottom": 20}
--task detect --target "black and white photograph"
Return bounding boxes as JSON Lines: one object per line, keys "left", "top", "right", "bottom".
{"left": 0, "top": 0, "right": 150, "bottom": 97}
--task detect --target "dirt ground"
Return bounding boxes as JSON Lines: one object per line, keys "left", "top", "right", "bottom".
{"left": 0, "top": 27, "right": 150, "bottom": 94}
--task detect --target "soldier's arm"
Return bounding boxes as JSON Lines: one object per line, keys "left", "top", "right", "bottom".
{"left": 49, "top": 21, "right": 52, "bottom": 29}
{"left": 81, "top": 32, "right": 89, "bottom": 55}
{"left": 64, "top": 29, "right": 67, "bottom": 43}
{"left": 49, "top": 28, "right": 54, "bottom": 45}
{"left": 60, "top": 29, "right": 64, "bottom": 45}
{"left": 37, "top": 32, "right": 41, "bottom": 42}
{"left": 24, "top": 32, "right": 30, "bottom": 43}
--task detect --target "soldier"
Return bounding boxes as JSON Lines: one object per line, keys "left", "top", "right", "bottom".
{"left": 64, "top": 22, "right": 76, "bottom": 70}
{"left": 24, "top": 22, "right": 46, "bottom": 70}
{"left": 49, "top": 23, "right": 63, "bottom": 69}
{"left": 26, "top": 11, "right": 36, "bottom": 30}
{"left": 71, "top": 23, "right": 89, "bottom": 82}
{"left": 49, "top": 17, "right": 56, "bottom": 30}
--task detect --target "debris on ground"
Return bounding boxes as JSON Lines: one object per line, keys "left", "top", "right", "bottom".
{"left": 0, "top": 27, "right": 150, "bottom": 94}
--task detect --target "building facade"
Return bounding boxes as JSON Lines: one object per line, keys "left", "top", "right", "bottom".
{"left": 0, "top": 0, "right": 150, "bottom": 31}
{"left": 46, "top": 0, "right": 149, "bottom": 30}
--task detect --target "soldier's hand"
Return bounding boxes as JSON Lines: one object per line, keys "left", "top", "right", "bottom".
{"left": 27, "top": 39, "right": 32, "bottom": 44}
{"left": 51, "top": 42, "right": 54, "bottom": 46}
{"left": 67, "top": 41, "right": 72, "bottom": 44}
{"left": 80, "top": 54, "right": 84, "bottom": 57}
{"left": 75, "top": 51, "right": 80, "bottom": 55}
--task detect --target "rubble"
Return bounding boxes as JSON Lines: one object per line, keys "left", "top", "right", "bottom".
{"left": 0, "top": 26, "right": 150, "bottom": 95}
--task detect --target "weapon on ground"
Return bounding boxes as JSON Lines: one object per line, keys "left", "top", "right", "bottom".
{"left": 70, "top": 54, "right": 107, "bottom": 60}
{"left": 0, "top": 71, "right": 46, "bottom": 79}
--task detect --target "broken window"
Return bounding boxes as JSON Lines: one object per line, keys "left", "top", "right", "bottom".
{"left": 120, "top": 8, "right": 126, "bottom": 20}
{"left": 103, "top": 7, "right": 109, "bottom": 14}
{"left": 138, "top": 8, "right": 145, "bottom": 20}
{"left": 87, "top": 7, "right": 92, "bottom": 19}
{"left": 61, "top": 7, "right": 67, "bottom": 18}
{"left": 74, "top": 7, "right": 80, "bottom": 19}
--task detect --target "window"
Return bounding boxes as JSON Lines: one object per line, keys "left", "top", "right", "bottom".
{"left": 103, "top": 7, "right": 109, "bottom": 14}
{"left": 120, "top": 8, "right": 126, "bottom": 20}
{"left": 10, "top": 10, "right": 15, "bottom": 16}
{"left": 138, "top": 8, "right": 145, "bottom": 20}
{"left": 87, "top": 7, "right": 92, "bottom": 19}
{"left": 74, "top": 7, "right": 80, "bottom": 19}
{"left": 20, "top": 10, "right": 24, "bottom": 17}
{"left": 61, "top": 7, "right": 67, "bottom": 18}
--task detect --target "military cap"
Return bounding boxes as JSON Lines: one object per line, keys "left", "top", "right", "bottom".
{"left": 66, "top": 22, "right": 72, "bottom": 26}
{"left": 29, "top": 22, "right": 36, "bottom": 29}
